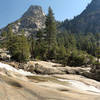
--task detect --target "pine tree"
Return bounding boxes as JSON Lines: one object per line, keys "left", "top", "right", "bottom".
{"left": 1, "top": 31, "right": 7, "bottom": 37}
{"left": 34, "top": 29, "right": 48, "bottom": 60}
{"left": 45, "top": 7, "right": 57, "bottom": 59}
{"left": 2, "top": 26, "right": 14, "bottom": 48}
{"left": 7, "top": 26, "right": 14, "bottom": 40}
{"left": 29, "top": 34, "right": 35, "bottom": 58}
{"left": 95, "top": 33, "right": 100, "bottom": 65}
{"left": 36, "top": 29, "right": 45, "bottom": 42}
{"left": 8, "top": 32, "right": 30, "bottom": 62}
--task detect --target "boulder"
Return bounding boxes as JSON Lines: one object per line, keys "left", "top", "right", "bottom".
{"left": 0, "top": 53, "right": 11, "bottom": 61}
{"left": 34, "top": 63, "right": 64, "bottom": 75}
{"left": 23, "top": 61, "right": 36, "bottom": 73}
{"left": 0, "top": 48, "right": 11, "bottom": 61}
{"left": 22, "top": 61, "right": 65, "bottom": 75}
{"left": 90, "top": 64, "right": 100, "bottom": 81}
{"left": 7, "top": 62, "right": 19, "bottom": 69}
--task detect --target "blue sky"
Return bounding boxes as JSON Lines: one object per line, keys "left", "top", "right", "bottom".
{"left": 0, "top": 0, "right": 92, "bottom": 28}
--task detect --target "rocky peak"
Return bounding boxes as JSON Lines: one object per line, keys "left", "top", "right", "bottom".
{"left": 1, "top": 5, "right": 46, "bottom": 36}
{"left": 23, "top": 5, "right": 45, "bottom": 18}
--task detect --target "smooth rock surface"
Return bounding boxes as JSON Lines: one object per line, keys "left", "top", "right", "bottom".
{"left": 0, "top": 62, "right": 100, "bottom": 100}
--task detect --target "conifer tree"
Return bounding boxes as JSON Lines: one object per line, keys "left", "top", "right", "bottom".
{"left": 1, "top": 31, "right": 7, "bottom": 37}
{"left": 45, "top": 7, "right": 57, "bottom": 59}
{"left": 95, "top": 33, "right": 100, "bottom": 65}
{"left": 29, "top": 34, "right": 35, "bottom": 58}
{"left": 7, "top": 26, "right": 14, "bottom": 40}
{"left": 8, "top": 31, "right": 30, "bottom": 62}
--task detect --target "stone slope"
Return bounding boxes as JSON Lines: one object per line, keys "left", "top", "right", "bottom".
{"left": 0, "top": 62, "right": 100, "bottom": 100}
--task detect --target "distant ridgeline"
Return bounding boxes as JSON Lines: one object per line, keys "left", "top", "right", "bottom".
{"left": 61, "top": 0, "right": 100, "bottom": 34}
{"left": 1, "top": 0, "right": 100, "bottom": 35}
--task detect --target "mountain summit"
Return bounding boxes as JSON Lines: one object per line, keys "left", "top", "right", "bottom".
{"left": 23, "top": 5, "right": 45, "bottom": 18}
{"left": 62, "top": 0, "right": 100, "bottom": 33}
{"left": 1, "top": 5, "right": 46, "bottom": 36}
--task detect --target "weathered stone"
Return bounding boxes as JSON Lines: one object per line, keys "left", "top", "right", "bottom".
{"left": 24, "top": 61, "right": 36, "bottom": 73}
{"left": 7, "top": 62, "right": 19, "bottom": 69}
{"left": 0, "top": 49, "right": 11, "bottom": 61}
{"left": 1, "top": 5, "right": 46, "bottom": 36}
{"left": 34, "top": 63, "right": 64, "bottom": 75}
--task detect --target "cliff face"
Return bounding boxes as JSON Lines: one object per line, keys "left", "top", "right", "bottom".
{"left": 1, "top": 5, "right": 46, "bottom": 36}
{"left": 62, "top": 0, "right": 100, "bottom": 34}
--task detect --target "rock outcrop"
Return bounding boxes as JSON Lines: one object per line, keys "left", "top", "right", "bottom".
{"left": 5, "top": 60, "right": 100, "bottom": 82}
{"left": 1, "top": 5, "right": 46, "bottom": 36}
{"left": 90, "top": 63, "right": 100, "bottom": 81}
{"left": 19, "top": 61, "right": 91, "bottom": 76}
{"left": 0, "top": 48, "right": 11, "bottom": 61}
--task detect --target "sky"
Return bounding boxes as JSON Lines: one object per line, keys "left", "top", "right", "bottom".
{"left": 0, "top": 0, "right": 92, "bottom": 28}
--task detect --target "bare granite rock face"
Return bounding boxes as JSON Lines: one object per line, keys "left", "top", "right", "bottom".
{"left": 0, "top": 62, "right": 100, "bottom": 100}
{"left": 1, "top": 5, "right": 46, "bottom": 36}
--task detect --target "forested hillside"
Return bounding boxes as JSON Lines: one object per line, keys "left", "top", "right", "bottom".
{"left": 0, "top": 6, "right": 100, "bottom": 67}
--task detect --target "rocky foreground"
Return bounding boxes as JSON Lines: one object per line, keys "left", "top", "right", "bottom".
{"left": 0, "top": 61, "right": 100, "bottom": 100}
